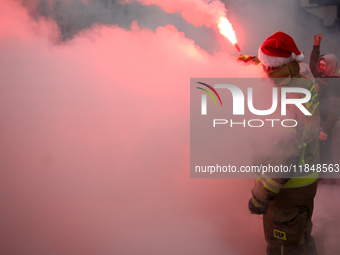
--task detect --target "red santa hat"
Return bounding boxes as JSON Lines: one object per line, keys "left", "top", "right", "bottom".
{"left": 258, "top": 31, "right": 304, "bottom": 68}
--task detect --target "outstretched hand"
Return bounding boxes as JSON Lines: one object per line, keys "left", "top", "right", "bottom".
{"left": 237, "top": 55, "right": 261, "bottom": 65}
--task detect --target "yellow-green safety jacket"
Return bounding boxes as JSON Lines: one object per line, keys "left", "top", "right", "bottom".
{"left": 252, "top": 60, "right": 320, "bottom": 205}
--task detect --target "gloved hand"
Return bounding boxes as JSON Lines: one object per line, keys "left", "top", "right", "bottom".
{"left": 237, "top": 54, "right": 253, "bottom": 62}
{"left": 248, "top": 196, "right": 268, "bottom": 215}
{"left": 237, "top": 55, "right": 261, "bottom": 65}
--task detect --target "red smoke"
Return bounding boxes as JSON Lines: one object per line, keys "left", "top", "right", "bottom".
{"left": 0, "top": 1, "right": 266, "bottom": 254}
{"left": 123, "top": 0, "right": 241, "bottom": 53}
{"left": 5, "top": 1, "right": 340, "bottom": 255}
{"left": 124, "top": 0, "right": 227, "bottom": 28}
{"left": 0, "top": 1, "right": 339, "bottom": 255}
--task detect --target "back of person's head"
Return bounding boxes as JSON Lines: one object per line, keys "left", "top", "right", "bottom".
{"left": 299, "top": 62, "right": 316, "bottom": 83}
{"left": 258, "top": 31, "right": 304, "bottom": 70}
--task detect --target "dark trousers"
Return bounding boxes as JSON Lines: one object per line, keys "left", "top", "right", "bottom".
{"left": 263, "top": 181, "right": 318, "bottom": 255}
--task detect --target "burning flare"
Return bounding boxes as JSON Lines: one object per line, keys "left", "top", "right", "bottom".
{"left": 217, "top": 16, "right": 241, "bottom": 54}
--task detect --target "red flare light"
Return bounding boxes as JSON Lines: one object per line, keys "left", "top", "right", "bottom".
{"left": 217, "top": 16, "right": 241, "bottom": 54}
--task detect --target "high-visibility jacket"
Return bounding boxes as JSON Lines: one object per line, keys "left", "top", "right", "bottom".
{"left": 252, "top": 60, "right": 320, "bottom": 204}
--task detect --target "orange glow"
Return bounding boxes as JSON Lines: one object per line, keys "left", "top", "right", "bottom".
{"left": 217, "top": 16, "right": 237, "bottom": 45}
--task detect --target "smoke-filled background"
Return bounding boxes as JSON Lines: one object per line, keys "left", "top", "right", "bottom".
{"left": 0, "top": 0, "right": 340, "bottom": 254}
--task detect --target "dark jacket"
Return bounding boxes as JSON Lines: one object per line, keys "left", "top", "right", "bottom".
{"left": 310, "top": 45, "right": 340, "bottom": 134}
